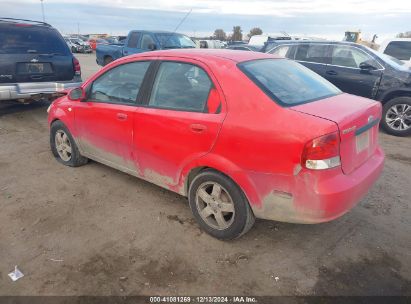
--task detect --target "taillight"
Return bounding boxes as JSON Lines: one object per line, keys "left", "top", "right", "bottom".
{"left": 73, "top": 57, "right": 81, "bottom": 76}
{"left": 302, "top": 132, "right": 341, "bottom": 170}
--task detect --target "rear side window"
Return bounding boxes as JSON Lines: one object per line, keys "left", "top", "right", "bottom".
{"left": 149, "top": 62, "right": 212, "bottom": 112}
{"left": 141, "top": 34, "right": 155, "bottom": 50}
{"left": 238, "top": 59, "right": 341, "bottom": 106}
{"left": 127, "top": 32, "right": 139, "bottom": 48}
{"left": 269, "top": 45, "right": 292, "bottom": 57}
{"left": 89, "top": 61, "right": 150, "bottom": 105}
{"left": 0, "top": 24, "right": 69, "bottom": 55}
{"left": 295, "top": 44, "right": 330, "bottom": 64}
{"left": 384, "top": 41, "right": 411, "bottom": 61}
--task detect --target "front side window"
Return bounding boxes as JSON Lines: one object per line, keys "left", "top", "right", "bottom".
{"left": 149, "top": 62, "right": 212, "bottom": 112}
{"left": 384, "top": 41, "right": 411, "bottom": 61}
{"left": 238, "top": 59, "right": 341, "bottom": 106}
{"left": 331, "top": 45, "right": 375, "bottom": 68}
{"left": 89, "top": 61, "right": 150, "bottom": 105}
{"left": 295, "top": 44, "right": 330, "bottom": 64}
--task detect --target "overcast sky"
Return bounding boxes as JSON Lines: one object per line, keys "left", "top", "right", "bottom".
{"left": 3, "top": 0, "right": 411, "bottom": 41}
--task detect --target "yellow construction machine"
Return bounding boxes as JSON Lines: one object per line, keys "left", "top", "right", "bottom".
{"left": 343, "top": 30, "right": 379, "bottom": 50}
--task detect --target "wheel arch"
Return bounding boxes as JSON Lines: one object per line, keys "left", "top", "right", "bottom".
{"left": 178, "top": 155, "right": 261, "bottom": 208}
{"left": 380, "top": 89, "right": 411, "bottom": 104}
{"left": 104, "top": 55, "right": 114, "bottom": 65}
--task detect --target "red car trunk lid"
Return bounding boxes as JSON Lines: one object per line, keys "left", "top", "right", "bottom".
{"left": 292, "top": 93, "right": 381, "bottom": 174}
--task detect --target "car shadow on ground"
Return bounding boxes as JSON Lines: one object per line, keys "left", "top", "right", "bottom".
{"left": 0, "top": 100, "right": 49, "bottom": 117}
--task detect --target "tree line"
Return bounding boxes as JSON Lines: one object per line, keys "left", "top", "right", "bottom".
{"left": 396, "top": 31, "right": 411, "bottom": 38}
{"left": 212, "top": 26, "right": 263, "bottom": 42}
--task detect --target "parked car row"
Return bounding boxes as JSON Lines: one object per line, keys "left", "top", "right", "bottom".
{"left": 96, "top": 30, "right": 196, "bottom": 66}
{"left": 64, "top": 36, "right": 92, "bottom": 53}
{"left": 1, "top": 16, "right": 409, "bottom": 137}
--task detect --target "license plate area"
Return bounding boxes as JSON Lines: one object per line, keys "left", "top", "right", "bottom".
{"left": 356, "top": 130, "right": 370, "bottom": 153}
{"left": 17, "top": 63, "right": 53, "bottom": 74}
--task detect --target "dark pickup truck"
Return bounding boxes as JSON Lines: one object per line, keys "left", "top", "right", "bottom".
{"left": 0, "top": 18, "right": 82, "bottom": 102}
{"left": 96, "top": 30, "right": 196, "bottom": 66}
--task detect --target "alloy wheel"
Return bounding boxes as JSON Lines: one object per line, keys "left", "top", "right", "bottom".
{"left": 385, "top": 103, "right": 411, "bottom": 131}
{"left": 195, "top": 181, "right": 235, "bottom": 230}
{"left": 55, "top": 130, "right": 72, "bottom": 162}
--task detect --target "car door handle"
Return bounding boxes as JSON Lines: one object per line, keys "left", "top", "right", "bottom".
{"left": 190, "top": 124, "right": 207, "bottom": 133}
{"left": 326, "top": 70, "right": 338, "bottom": 76}
{"left": 116, "top": 113, "right": 128, "bottom": 120}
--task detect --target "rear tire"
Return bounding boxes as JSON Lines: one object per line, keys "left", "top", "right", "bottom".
{"left": 188, "top": 169, "right": 255, "bottom": 240}
{"left": 381, "top": 97, "right": 411, "bottom": 137}
{"left": 50, "top": 121, "right": 88, "bottom": 167}
{"left": 104, "top": 56, "right": 113, "bottom": 66}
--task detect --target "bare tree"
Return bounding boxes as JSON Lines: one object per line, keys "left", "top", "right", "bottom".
{"left": 396, "top": 31, "right": 411, "bottom": 38}
{"left": 231, "top": 26, "right": 243, "bottom": 41}
{"left": 247, "top": 27, "right": 263, "bottom": 39}
{"left": 213, "top": 29, "right": 227, "bottom": 41}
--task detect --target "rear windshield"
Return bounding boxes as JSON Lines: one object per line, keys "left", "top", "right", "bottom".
{"left": 238, "top": 59, "right": 341, "bottom": 106}
{"left": 0, "top": 24, "right": 69, "bottom": 55}
{"left": 384, "top": 41, "right": 411, "bottom": 61}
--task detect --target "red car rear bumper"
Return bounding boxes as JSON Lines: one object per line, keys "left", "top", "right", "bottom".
{"left": 249, "top": 147, "right": 384, "bottom": 224}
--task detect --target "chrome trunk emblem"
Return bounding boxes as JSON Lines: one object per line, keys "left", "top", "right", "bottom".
{"left": 30, "top": 58, "right": 39, "bottom": 63}
{"left": 342, "top": 126, "right": 357, "bottom": 134}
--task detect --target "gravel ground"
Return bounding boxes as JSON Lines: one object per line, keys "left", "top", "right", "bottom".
{"left": 0, "top": 53, "right": 410, "bottom": 296}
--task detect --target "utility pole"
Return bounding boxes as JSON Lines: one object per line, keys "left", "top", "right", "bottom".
{"left": 40, "top": 0, "right": 45, "bottom": 22}
{"left": 77, "top": 22, "right": 80, "bottom": 36}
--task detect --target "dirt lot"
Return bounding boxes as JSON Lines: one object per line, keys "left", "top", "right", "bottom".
{"left": 0, "top": 53, "right": 410, "bottom": 296}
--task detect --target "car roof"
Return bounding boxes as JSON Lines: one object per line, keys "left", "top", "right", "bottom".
{"left": 266, "top": 40, "right": 361, "bottom": 46}
{"left": 382, "top": 38, "right": 411, "bottom": 42}
{"left": 129, "top": 30, "right": 185, "bottom": 35}
{"left": 227, "top": 44, "right": 262, "bottom": 50}
{"left": 0, "top": 17, "right": 51, "bottom": 27}
{"left": 129, "top": 48, "right": 277, "bottom": 63}
{"left": 264, "top": 40, "right": 369, "bottom": 52}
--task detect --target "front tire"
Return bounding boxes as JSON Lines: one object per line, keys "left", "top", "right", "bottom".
{"left": 104, "top": 56, "right": 113, "bottom": 66}
{"left": 188, "top": 170, "right": 255, "bottom": 240}
{"left": 381, "top": 97, "right": 411, "bottom": 136}
{"left": 50, "top": 121, "right": 88, "bottom": 167}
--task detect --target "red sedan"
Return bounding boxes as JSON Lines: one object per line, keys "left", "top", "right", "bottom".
{"left": 47, "top": 49, "right": 384, "bottom": 239}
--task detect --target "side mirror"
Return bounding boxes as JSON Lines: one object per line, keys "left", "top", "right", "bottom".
{"left": 359, "top": 61, "right": 378, "bottom": 71}
{"left": 148, "top": 43, "right": 157, "bottom": 51}
{"left": 68, "top": 87, "right": 85, "bottom": 101}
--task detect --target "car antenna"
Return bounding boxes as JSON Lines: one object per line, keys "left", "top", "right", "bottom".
{"left": 162, "top": 8, "right": 193, "bottom": 48}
